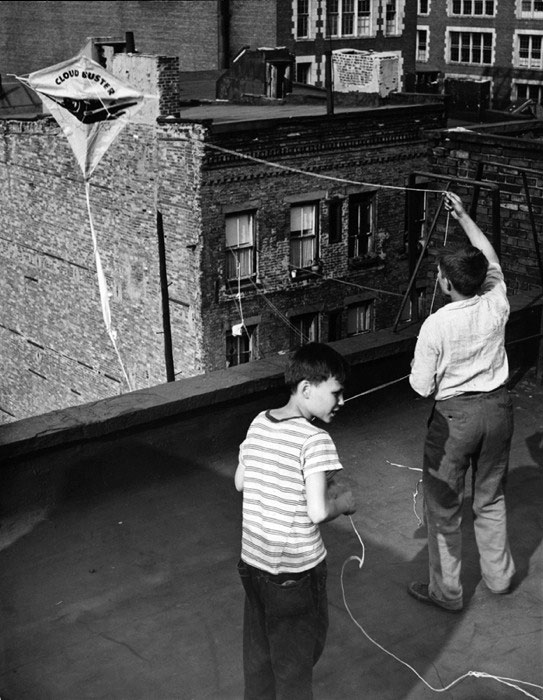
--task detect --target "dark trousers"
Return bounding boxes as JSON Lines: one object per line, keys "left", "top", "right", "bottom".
{"left": 237, "top": 559, "right": 328, "bottom": 700}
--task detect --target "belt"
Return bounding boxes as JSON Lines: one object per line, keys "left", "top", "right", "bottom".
{"left": 455, "top": 384, "right": 506, "bottom": 397}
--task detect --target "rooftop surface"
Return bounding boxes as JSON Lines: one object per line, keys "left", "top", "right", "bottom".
{"left": 174, "top": 99, "right": 437, "bottom": 126}
{"left": 0, "top": 364, "right": 541, "bottom": 699}
{"left": 0, "top": 79, "right": 43, "bottom": 120}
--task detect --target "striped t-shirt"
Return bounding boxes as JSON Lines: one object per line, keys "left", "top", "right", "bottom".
{"left": 238, "top": 410, "right": 343, "bottom": 574}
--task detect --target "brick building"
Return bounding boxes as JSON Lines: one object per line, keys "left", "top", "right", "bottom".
{"left": 171, "top": 98, "right": 445, "bottom": 372}
{"left": 0, "top": 0, "right": 277, "bottom": 76}
{"left": 0, "top": 42, "right": 448, "bottom": 422}
{"left": 416, "top": 0, "right": 543, "bottom": 111}
{"left": 277, "top": 0, "right": 416, "bottom": 90}
{"left": 0, "top": 2, "right": 415, "bottom": 91}
{"left": 2, "top": 43, "right": 540, "bottom": 424}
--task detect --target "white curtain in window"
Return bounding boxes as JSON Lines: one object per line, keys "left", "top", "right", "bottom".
{"left": 290, "top": 205, "right": 315, "bottom": 235}
{"left": 226, "top": 213, "right": 253, "bottom": 247}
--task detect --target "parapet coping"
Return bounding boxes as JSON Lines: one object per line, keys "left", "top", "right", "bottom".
{"left": 1, "top": 290, "right": 539, "bottom": 461}
{"left": 0, "top": 325, "right": 420, "bottom": 460}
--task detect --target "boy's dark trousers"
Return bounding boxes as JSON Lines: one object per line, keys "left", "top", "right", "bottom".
{"left": 237, "top": 559, "right": 328, "bottom": 700}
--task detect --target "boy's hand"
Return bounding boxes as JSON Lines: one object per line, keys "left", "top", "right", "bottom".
{"left": 443, "top": 192, "right": 465, "bottom": 220}
{"left": 337, "top": 490, "right": 356, "bottom": 515}
{"left": 327, "top": 478, "right": 341, "bottom": 499}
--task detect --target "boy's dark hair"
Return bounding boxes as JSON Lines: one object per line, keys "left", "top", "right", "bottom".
{"left": 285, "top": 342, "right": 350, "bottom": 393}
{"left": 437, "top": 245, "right": 489, "bottom": 297}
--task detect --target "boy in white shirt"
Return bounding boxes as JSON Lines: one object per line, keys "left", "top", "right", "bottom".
{"left": 408, "top": 192, "right": 515, "bottom": 612}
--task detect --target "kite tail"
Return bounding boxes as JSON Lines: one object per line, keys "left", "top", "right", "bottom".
{"left": 84, "top": 180, "right": 133, "bottom": 392}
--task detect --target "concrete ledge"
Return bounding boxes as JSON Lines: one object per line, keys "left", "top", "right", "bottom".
{"left": 0, "top": 325, "right": 420, "bottom": 460}
{"left": 1, "top": 290, "right": 540, "bottom": 461}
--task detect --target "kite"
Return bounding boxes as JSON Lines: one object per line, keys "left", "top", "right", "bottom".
{"left": 16, "top": 54, "right": 148, "bottom": 391}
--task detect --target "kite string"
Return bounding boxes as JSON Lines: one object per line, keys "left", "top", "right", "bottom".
{"left": 182, "top": 137, "right": 447, "bottom": 194}
{"left": 342, "top": 518, "right": 543, "bottom": 699}
{"left": 84, "top": 180, "right": 133, "bottom": 391}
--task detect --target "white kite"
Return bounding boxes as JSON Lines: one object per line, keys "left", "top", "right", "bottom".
{"left": 17, "top": 54, "right": 148, "bottom": 391}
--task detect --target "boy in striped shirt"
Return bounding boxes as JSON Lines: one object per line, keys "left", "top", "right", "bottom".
{"left": 235, "top": 342, "right": 356, "bottom": 700}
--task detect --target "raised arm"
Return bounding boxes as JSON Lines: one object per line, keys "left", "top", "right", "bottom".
{"left": 444, "top": 192, "right": 500, "bottom": 266}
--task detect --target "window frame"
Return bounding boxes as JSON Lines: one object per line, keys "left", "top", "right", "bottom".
{"left": 418, "top": 0, "right": 430, "bottom": 14}
{"left": 417, "top": 26, "right": 430, "bottom": 62}
{"left": 347, "top": 192, "right": 375, "bottom": 258}
{"left": 517, "top": 0, "right": 543, "bottom": 19}
{"left": 513, "top": 79, "right": 543, "bottom": 105}
{"left": 515, "top": 31, "right": 543, "bottom": 69}
{"left": 225, "top": 210, "right": 257, "bottom": 283}
{"left": 346, "top": 300, "right": 374, "bottom": 336}
{"left": 398, "top": 287, "right": 427, "bottom": 323}
{"left": 384, "top": 0, "right": 401, "bottom": 36}
{"left": 294, "top": 0, "right": 314, "bottom": 39}
{"left": 295, "top": 56, "right": 315, "bottom": 84}
{"left": 325, "top": 0, "right": 377, "bottom": 38}
{"left": 327, "top": 309, "right": 343, "bottom": 342}
{"left": 226, "top": 324, "right": 257, "bottom": 367}
{"left": 328, "top": 197, "right": 343, "bottom": 244}
{"left": 449, "top": 0, "right": 496, "bottom": 16}
{"left": 447, "top": 28, "right": 494, "bottom": 66}
{"left": 289, "top": 201, "right": 319, "bottom": 272}
{"left": 290, "top": 312, "right": 319, "bottom": 348}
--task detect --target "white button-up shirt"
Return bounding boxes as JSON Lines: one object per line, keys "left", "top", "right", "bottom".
{"left": 410, "top": 263, "right": 509, "bottom": 400}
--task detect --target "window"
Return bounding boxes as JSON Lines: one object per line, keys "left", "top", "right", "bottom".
{"left": 514, "top": 80, "right": 543, "bottom": 105}
{"left": 296, "top": 61, "right": 312, "bottom": 83}
{"left": 419, "top": 0, "right": 430, "bottom": 13}
{"left": 448, "top": 30, "right": 493, "bottom": 65}
{"left": 384, "top": 0, "right": 399, "bottom": 36}
{"left": 348, "top": 193, "right": 374, "bottom": 258}
{"left": 358, "top": 0, "right": 372, "bottom": 35}
{"left": 417, "top": 287, "right": 427, "bottom": 319}
{"left": 225, "top": 212, "right": 255, "bottom": 281}
{"left": 451, "top": 0, "right": 495, "bottom": 15}
{"left": 290, "top": 203, "right": 318, "bottom": 270}
{"left": 516, "top": 33, "right": 543, "bottom": 69}
{"left": 328, "top": 198, "right": 343, "bottom": 243}
{"left": 410, "top": 188, "right": 428, "bottom": 253}
{"left": 226, "top": 325, "right": 257, "bottom": 367}
{"left": 398, "top": 298, "right": 412, "bottom": 324}
{"left": 347, "top": 301, "right": 373, "bottom": 335}
{"left": 518, "top": 0, "right": 543, "bottom": 18}
{"left": 296, "top": 0, "right": 310, "bottom": 38}
{"left": 290, "top": 313, "right": 318, "bottom": 348}
{"left": 326, "top": 0, "right": 374, "bottom": 38}
{"left": 328, "top": 310, "right": 343, "bottom": 341}
{"left": 417, "top": 28, "right": 429, "bottom": 62}
{"left": 398, "top": 288, "right": 426, "bottom": 323}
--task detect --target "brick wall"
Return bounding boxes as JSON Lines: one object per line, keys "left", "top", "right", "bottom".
{"left": 0, "top": 1, "right": 220, "bottom": 75}
{"left": 0, "top": 115, "right": 208, "bottom": 422}
{"left": 426, "top": 123, "right": 543, "bottom": 293}
{"left": 110, "top": 53, "right": 180, "bottom": 121}
{"left": 230, "top": 0, "right": 278, "bottom": 55}
{"left": 0, "top": 1, "right": 283, "bottom": 79}
{"left": 197, "top": 104, "right": 445, "bottom": 370}
{"left": 1, "top": 97, "right": 447, "bottom": 422}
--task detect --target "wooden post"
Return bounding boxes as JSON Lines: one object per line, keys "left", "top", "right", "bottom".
{"left": 325, "top": 51, "right": 334, "bottom": 116}
{"left": 157, "top": 211, "right": 175, "bottom": 382}
{"left": 537, "top": 305, "right": 543, "bottom": 385}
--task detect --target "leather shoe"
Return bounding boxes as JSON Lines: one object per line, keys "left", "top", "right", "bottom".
{"left": 407, "top": 581, "right": 463, "bottom": 612}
